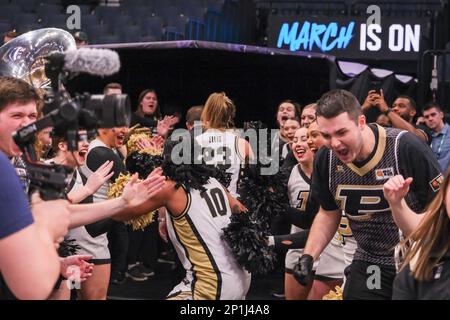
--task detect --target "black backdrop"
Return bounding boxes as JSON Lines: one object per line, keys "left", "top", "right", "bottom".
{"left": 67, "top": 41, "right": 331, "bottom": 128}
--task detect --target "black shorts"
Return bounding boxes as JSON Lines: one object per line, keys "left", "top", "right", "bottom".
{"left": 343, "top": 259, "right": 396, "bottom": 300}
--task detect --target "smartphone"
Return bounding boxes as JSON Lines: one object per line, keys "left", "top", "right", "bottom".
{"left": 370, "top": 80, "right": 382, "bottom": 93}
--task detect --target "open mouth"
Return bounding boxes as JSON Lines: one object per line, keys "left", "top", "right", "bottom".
{"left": 116, "top": 135, "right": 125, "bottom": 145}
{"left": 78, "top": 149, "right": 87, "bottom": 161}
{"left": 336, "top": 147, "right": 350, "bottom": 159}
{"left": 294, "top": 146, "right": 306, "bottom": 158}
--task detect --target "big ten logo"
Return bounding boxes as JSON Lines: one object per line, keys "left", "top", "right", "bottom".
{"left": 66, "top": 5, "right": 81, "bottom": 30}
{"left": 66, "top": 265, "right": 81, "bottom": 290}
{"left": 360, "top": 5, "right": 420, "bottom": 53}
{"left": 366, "top": 265, "right": 381, "bottom": 290}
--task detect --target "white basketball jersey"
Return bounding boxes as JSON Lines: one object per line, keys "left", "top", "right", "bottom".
{"left": 195, "top": 129, "right": 243, "bottom": 197}
{"left": 166, "top": 178, "right": 251, "bottom": 300}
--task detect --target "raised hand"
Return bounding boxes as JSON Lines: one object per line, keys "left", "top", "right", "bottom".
{"left": 60, "top": 255, "right": 94, "bottom": 282}
{"left": 383, "top": 175, "right": 413, "bottom": 205}
{"left": 121, "top": 171, "right": 165, "bottom": 208}
{"left": 156, "top": 116, "right": 172, "bottom": 138}
{"left": 136, "top": 135, "right": 164, "bottom": 151}
{"left": 84, "top": 160, "right": 114, "bottom": 195}
{"left": 373, "top": 89, "right": 389, "bottom": 113}
{"left": 150, "top": 135, "right": 165, "bottom": 150}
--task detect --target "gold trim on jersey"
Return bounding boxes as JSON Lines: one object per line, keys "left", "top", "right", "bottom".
{"left": 296, "top": 191, "right": 310, "bottom": 211}
{"left": 172, "top": 216, "right": 220, "bottom": 300}
{"left": 172, "top": 185, "right": 192, "bottom": 221}
{"left": 346, "top": 124, "right": 387, "bottom": 176}
{"left": 235, "top": 135, "right": 246, "bottom": 162}
{"left": 360, "top": 196, "right": 381, "bottom": 204}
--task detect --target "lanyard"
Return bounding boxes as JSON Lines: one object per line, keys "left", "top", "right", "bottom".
{"left": 432, "top": 132, "right": 446, "bottom": 157}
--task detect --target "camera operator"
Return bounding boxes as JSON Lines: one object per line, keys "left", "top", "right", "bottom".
{"left": 0, "top": 76, "right": 71, "bottom": 299}
{"left": 0, "top": 76, "right": 166, "bottom": 299}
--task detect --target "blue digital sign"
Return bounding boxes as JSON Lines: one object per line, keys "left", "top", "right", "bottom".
{"left": 268, "top": 16, "right": 428, "bottom": 60}
{"left": 277, "top": 21, "right": 355, "bottom": 52}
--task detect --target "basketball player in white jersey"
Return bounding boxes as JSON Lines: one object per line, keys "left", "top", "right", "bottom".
{"left": 195, "top": 92, "right": 253, "bottom": 197}
{"left": 123, "top": 140, "right": 251, "bottom": 300}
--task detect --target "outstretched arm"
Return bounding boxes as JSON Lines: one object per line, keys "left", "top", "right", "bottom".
{"left": 68, "top": 171, "right": 165, "bottom": 228}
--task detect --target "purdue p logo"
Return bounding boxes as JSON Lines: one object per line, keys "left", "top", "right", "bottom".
{"left": 336, "top": 185, "right": 390, "bottom": 216}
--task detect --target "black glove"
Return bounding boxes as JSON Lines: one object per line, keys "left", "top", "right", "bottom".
{"left": 293, "top": 254, "right": 314, "bottom": 286}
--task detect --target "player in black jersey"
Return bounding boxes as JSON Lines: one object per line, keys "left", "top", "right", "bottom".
{"left": 294, "top": 89, "right": 442, "bottom": 300}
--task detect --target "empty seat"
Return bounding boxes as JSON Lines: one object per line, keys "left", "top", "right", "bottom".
{"left": 44, "top": 14, "right": 68, "bottom": 28}
{"left": 118, "top": 25, "right": 142, "bottom": 43}
{"left": 164, "top": 25, "right": 184, "bottom": 41}
{"left": 140, "top": 34, "right": 159, "bottom": 42}
{"left": 79, "top": 14, "right": 99, "bottom": 28}
{"left": 76, "top": 4, "right": 92, "bottom": 15}
{"left": 0, "top": 5, "right": 22, "bottom": 20}
{"left": 0, "top": 21, "right": 11, "bottom": 34}
{"left": 186, "top": 19, "right": 205, "bottom": 40}
{"left": 107, "top": 15, "right": 132, "bottom": 34}
{"left": 94, "top": 6, "right": 122, "bottom": 21}
{"left": 36, "top": 4, "right": 63, "bottom": 17}
{"left": 96, "top": 34, "right": 121, "bottom": 44}
{"left": 140, "top": 16, "right": 163, "bottom": 36}
{"left": 158, "top": 5, "right": 184, "bottom": 21}
{"left": 185, "top": 6, "right": 206, "bottom": 22}
{"left": 14, "top": 13, "right": 40, "bottom": 27}
{"left": 17, "top": 23, "right": 44, "bottom": 34}
{"left": 124, "top": 5, "right": 155, "bottom": 22}
{"left": 165, "top": 15, "right": 186, "bottom": 35}
{"left": 15, "top": 0, "right": 38, "bottom": 13}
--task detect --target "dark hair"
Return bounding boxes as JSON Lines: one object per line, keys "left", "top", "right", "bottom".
{"left": 186, "top": 105, "right": 204, "bottom": 125}
{"left": 0, "top": 76, "right": 39, "bottom": 112}
{"left": 316, "top": 89, "right": 362, "bottom": 122}
{"left": 103, "top": 82, "right": 122, "bottom": 94}
{"left": 276, "top": 99, "right": 302, "bottom": 122}
{"left": 423, "top": 102, "right": 442, "bottom": 113}
{"left": 135, "top": 89, "right": 161, "bottom": 119}
{"left": 396, "top": 95, "right": 417, "bottom": 110}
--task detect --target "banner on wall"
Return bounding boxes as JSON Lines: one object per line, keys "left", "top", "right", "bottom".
{"left": 268, "top": 15, "right": 430, "bottom": 60}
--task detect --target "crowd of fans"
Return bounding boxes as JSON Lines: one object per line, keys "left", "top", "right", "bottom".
{"left": 0, "top": 71, "right": 449, "bottom": 300}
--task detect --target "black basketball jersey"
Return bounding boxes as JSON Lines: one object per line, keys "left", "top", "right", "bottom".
{"left": 312, "top": 124, "right": 443, "bottom": 266}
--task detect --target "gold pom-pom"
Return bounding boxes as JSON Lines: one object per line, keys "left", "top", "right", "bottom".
{"left": 107, "top": 173, "right": 156, "bottom": 230}
{"left": 127, "top": 132, "right": 152, "bottom": 154}
{"left": 322, "top": 286, "right": 343, "bottom": 300}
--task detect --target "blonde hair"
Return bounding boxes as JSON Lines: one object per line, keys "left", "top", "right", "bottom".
{"left": 399, "top": 171, "right": 450, "bottom": 281}
{"left": 201, "top": 92, "right": 236, "bottom": 129}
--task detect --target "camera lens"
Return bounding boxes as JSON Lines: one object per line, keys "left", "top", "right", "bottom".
{"left": 86, "top": 94, "right": 131, "bottom": 128}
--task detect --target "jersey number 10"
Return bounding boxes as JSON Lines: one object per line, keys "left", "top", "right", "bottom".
{"left": 201, "top": 188, "right": 228, "bottom": 218}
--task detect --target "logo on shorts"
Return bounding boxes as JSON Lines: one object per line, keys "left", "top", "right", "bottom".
{"left": 374, "top": 167, "right": 394, "bottom": 180}
{"left": 429, "top": 174, "right": 444, "bottom": 192}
